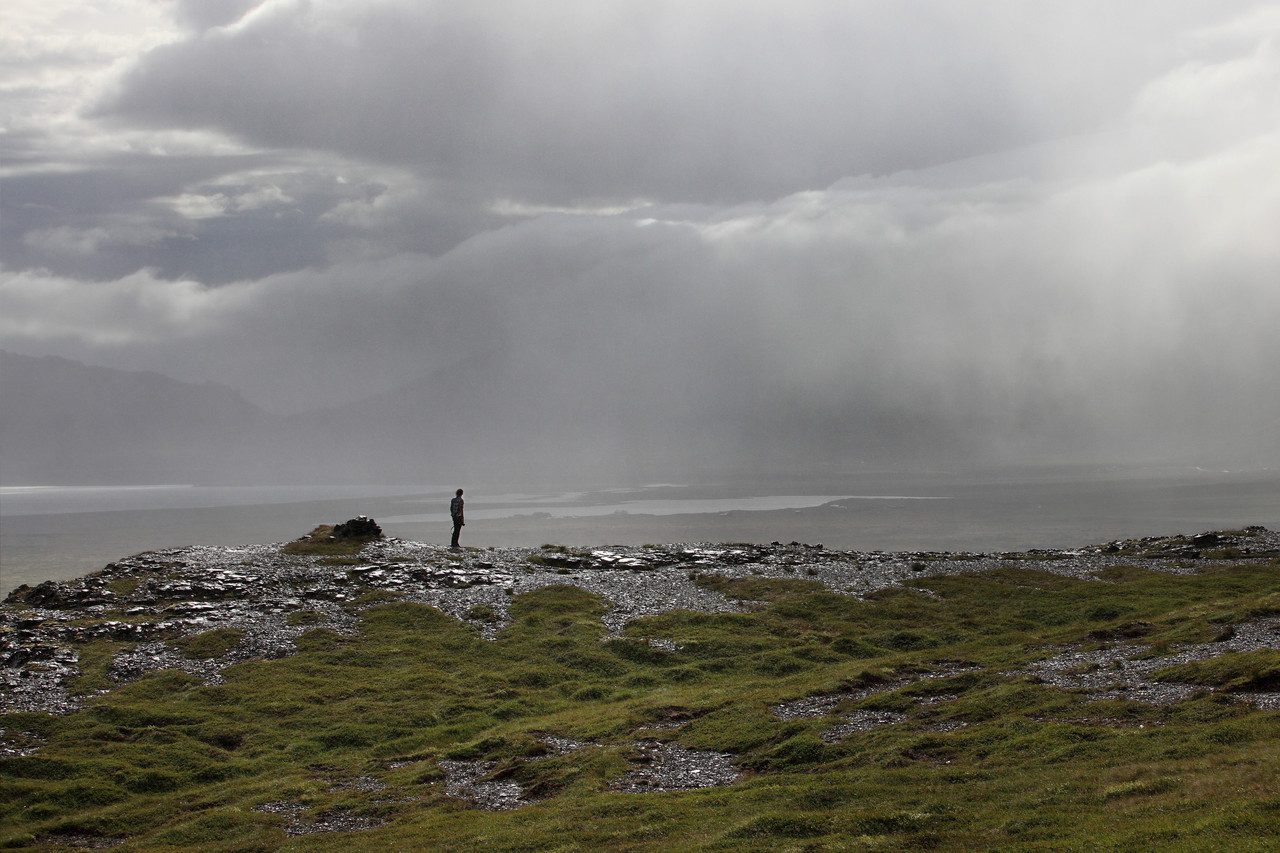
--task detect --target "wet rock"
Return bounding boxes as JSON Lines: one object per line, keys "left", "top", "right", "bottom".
{"left": 434, "top": 734, "right": 600, "bottom": 811}
{"left": 4, "top": 526, "right": 1279, "bottom": 716}
{"left": 772, "top": 689, "right": 875, "bottom": 721}
{"left": 0, "top": 645, "right": 81, "bottom": 714}
{"left": 255, "top": 800, "right": 306, "bottom": 816}
{"left": 535, "top": 554, "right": 590, "bottom": 570}
{"left": 109, "top": 642, "right": 228, "bottom": 686}
{"left": 534, "top": 733, "right": 598, "bottom": 755}
{"left": 6, "top": 580, "right": 114, "bottom": 609}
{"left": 333, "top": 516, "right": 383, "bottom": 540}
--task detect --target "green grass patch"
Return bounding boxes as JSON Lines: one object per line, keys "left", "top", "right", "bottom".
{"left": 1152, "top": 649, "right": 1280, "bottom": 691}
{"left": 7, "top": 560, "right": 1280, "bottom": 850}
{"left": 105, "top": 576, "right": 142, "bottom": 596}
{"left": 282, "top": 525, "right": 378, "bottom": 557}
{"left": 171, "top": 628, "right": 244, "bottom": 660}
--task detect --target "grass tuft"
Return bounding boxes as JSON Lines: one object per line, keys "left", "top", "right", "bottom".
{"left": 282, "top": 525, "right": 381, "bottom": 557}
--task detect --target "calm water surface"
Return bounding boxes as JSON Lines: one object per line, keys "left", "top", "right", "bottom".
{"left": 2, "top": 468, "right": 1277, "bottom": 595}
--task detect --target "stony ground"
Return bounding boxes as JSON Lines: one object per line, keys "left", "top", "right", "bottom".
{"left": 4, "top": 525, "right": 1280, "bottom": 814}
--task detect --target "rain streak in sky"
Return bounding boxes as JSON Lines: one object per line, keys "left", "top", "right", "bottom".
{"left": 2, "top": 1, "right": 1279, "bottom": 483}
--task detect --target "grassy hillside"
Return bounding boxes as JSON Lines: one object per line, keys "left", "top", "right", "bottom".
{"left": 3, "top": 536, "right": 1280, "bottom": 850}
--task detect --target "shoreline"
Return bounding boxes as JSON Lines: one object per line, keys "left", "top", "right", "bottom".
{"left": 3, "top": 468, "right": 1278, "bottom": 595}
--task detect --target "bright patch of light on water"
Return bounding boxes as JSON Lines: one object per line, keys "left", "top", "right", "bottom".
{"left": 381, "top": 494, "right": 947, "bottom": 524}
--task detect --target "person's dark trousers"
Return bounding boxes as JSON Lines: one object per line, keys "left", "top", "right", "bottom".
{"left": 451, "top": 522, "right": 462, "bottom": 548}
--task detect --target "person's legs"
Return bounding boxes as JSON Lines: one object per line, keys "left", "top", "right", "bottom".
{"left": 451, "top": 522, "right": 461, "bottom": 548}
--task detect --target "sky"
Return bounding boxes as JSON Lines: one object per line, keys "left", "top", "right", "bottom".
{"left": 2, "top": 0, "right": 1279, "bottom": 474}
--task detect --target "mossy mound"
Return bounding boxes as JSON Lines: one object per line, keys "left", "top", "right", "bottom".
{"left": 282, "top": 517, "right": 383, "bottom": 556}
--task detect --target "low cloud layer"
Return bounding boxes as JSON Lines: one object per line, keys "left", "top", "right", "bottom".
{"left": 3, "top": 1, "right": 1278, "bottom": 478}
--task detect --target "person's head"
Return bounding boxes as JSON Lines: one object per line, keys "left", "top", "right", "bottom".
{"left": 456, "top": 489, "right": 464, "bottom": 496}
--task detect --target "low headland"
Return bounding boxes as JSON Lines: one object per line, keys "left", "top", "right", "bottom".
{"left": 3, "top": 522, "right": 1280, "bottom": 850}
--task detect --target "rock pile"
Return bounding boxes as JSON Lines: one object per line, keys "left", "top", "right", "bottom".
{"left": 332, "top": 516, "right": 382, "bottom": 540}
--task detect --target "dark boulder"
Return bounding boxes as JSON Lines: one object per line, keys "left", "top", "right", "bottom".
{"left": 5, "top": 581, "right": 63, "bottom": 607}
{"left": 333, "top": 516, "right": 382, "bottom": 540}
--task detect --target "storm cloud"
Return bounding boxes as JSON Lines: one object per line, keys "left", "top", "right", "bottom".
{"left": 2, "top": 1, "right": 1278, "bottom": 479}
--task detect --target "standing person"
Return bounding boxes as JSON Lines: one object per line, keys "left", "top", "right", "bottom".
{"left": 450, "top": 489, "right": 465, "bottom": 548}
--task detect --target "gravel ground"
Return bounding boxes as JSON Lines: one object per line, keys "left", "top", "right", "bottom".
{"left": 438, "top": 759, "right": 535, "bottom": 811}
{"left": 254, "top": 800, "right": 388, "bottom": 837}
{"left": 4, "top": 527, "right": 1278, "bottom": 718}
{"left": 1011, "top": 616, "right": 1280, "bottom": 708}
{"left": 612, "top": 741, "right": 740, "bottom": 793}
{"left": 0, "top": 728, "right": 46, "bottom": 759}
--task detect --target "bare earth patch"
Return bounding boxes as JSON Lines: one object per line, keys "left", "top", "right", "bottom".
{"left": 612, "top": 741, "right": 740, "bottom": 793}
{"left": 1014, "top": 616, "right": 1280, "bottom": 707}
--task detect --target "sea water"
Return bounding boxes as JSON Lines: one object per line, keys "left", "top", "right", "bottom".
{"left": 0, "top": 484, "right": 449, "bottom": 517}
{"left": 2, "top": 467, "right": 1277, "bottom": 595}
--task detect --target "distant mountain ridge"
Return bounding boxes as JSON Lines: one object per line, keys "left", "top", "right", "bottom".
{"left": 0, "top": 351, "right": 270, "bottom": 485}
{"left": 0, "top": 349, "right": 550, "bottom": 486}
{"left": 2, "top": 350, "right": 1274, "bottom": 487}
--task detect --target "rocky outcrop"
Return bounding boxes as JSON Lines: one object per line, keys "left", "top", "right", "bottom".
{"left": 333, "top": 515, "right": 382, "bottom": 540}
{"left": 3, "top": 527, "right": 1280, "bottom": 720}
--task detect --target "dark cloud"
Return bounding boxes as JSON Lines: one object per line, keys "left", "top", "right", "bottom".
{"left": 2, "top": 153, "right": 260, "bottom": 281}
{"left": 103, "top": 2, "right": 1238, "bottom": 208}
{"left": 2, "top": 1, "right": 1278, "bottom": 478}
{"left": 1, "top": 148, "right": 494, "bottom": 282}
{"left": 8, "top": 152, "right": 1277, "bottom": 468}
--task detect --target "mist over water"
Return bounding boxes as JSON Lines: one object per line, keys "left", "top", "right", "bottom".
{"left": 0, "top": 484, "right": 450, "bottom": 517}
{"left": 4, "top": 466, "right": 1277, "bottom": 595}
{"left": 4, "top": 4, "right": 1280, "bottom": 480}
